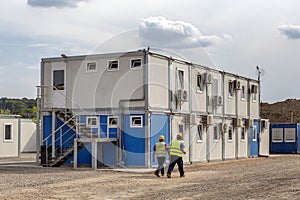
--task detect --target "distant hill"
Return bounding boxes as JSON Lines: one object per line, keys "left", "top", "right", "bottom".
{"left": 260, "top": 99, "right": 300, "bottom": 124}
{"left": 0, "top": 97, "right": 36, "bottom": 118}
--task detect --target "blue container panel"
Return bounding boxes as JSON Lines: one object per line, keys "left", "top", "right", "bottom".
{"left": 150, "top": 114, "right": 170, "bottom": 166}
{"left": 43, "top": 115, "right": 52, "bottom": 145}
{"left": 109, "top": 128, "right": 118, "bottom": 138}
{"left": 122, "top": 114, "right": 145, "bottom": 166}
{"left": 56, "top": 117, "right": 76, "bottom": 151}
{"left": 270, "top": 124, "right": 297, "bottom": 154}
{"left": 250, "top": 121, "right": 259, "bottom": 157}
{"left": 298, "top": 124, "right": 300, "bottom": 153}
{"left": 65, "top": 144, "right": 92, "bottom": 165}
{"left": 100, "top": 115, "right": 107, "bottom": 138}
{"left": 102, "top": 142, "right": 117, "bottom": 166}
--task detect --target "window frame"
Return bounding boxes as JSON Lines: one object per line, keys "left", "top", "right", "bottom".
{"left": 4, "top": 123, "right": 13, "bottom": 142}
{"left": 178, "top": 123, "right": 184, "bottom": 135}
{"left": 108, "top": 116, "right": 118, "bottom": 128}
{"left": 241, "top": 127, "right": 245, "bottom": 141}
{"left": 86, "top": 61, "right": 97, "bottom": 72}
{"left": 86, "top": 116, "right": 98, "bottom": 128}
{"left": 228, "top": 81, "right": 234, "bottom": 98}
{"left": 252, "top": 93, "right": 257, "bottom": 102}
{"left": 196, "top": 74, "right": 204, "bottom": 93}
{"left": 177, "top": 69, "right": 184, "bottom": 90}
{"left": 107, "top": 60, "right": 119, "bottom": 71}
{"left": 241, "top": 85, "right": 246, "bottom": 100}
{"left": 130, "top": 58, "right": 142, "bottom": 70}
{"left": 284, "top": 128, "right": 296, "bottom": 142}
{"left": 252, "top": 126, "right": 257, "bottom": 141}
{"left": 272, "top": 128, "right": 283, "bottom": 143}
{"left": 130, "top": 116, "right": 143, "bottom": 128}
{"left": 196, "top": 124, "right": 203, "bottom": 143}
{"left": 228, "top": 126, "right": 233, "bottom": 142}
{"left": 53, "top": 70, "right": 65, "bottom": 90}
{"left": 213, "top": 125, "right": 219, "bottom": 142}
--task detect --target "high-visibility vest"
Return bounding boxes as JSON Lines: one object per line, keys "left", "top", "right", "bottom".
{"left": 170, "top": 140, "right": 183, "bottom": 157}
{"left": 155, "top": 142, "right": 166, "bottom": 158}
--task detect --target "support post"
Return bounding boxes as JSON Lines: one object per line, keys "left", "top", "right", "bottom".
{"left": 92, "top": 140, "right": 97, "bottom": 170}
{"left": 73, "top": 138, "right": 77, "bottom": 169}
{"left": 52, "top": 110, "right": 56, "bottom": 158}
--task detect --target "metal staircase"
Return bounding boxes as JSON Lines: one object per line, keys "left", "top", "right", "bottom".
{"left": 41, "top": 109, "right": 87, "bottom": 167}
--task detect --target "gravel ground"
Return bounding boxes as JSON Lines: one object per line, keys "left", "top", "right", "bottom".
{"left": 0, "top": 155, "right": 299, "bottom": 199}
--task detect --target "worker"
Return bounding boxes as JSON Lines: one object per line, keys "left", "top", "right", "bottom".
{"left": 152, "top": 135, "right": 168, "bottom": 177}
{"left": 167, "top": 133, "right": 186, "bottom": 178}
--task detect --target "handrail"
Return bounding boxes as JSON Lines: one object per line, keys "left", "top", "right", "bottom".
{"left": 53, "top": 123, "right": 76, "bottom": 146}
{"left": 42, "top": 114, "right": 77, "bottom": 144}
{"left": 37, "top": 85, "right": 84, "bottom": 111}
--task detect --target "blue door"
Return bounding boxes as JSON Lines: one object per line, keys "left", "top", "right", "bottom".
{"left": 150, "top": 114, "right": 170, "bottom": 166}
{"left": 249, "top": 121, "right": 259, "bottom": 157}
{"left": 122, "top": 114, "right": 145, "bottom": 166}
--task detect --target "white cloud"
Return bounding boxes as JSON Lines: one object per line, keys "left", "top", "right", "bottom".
{"left": 27, "top": 0, "right": 90, "bottom": 8}
{"left": 278, "top": 24, "right": 300, "bottom": 40}
{"left": 28, "top": 43, "right": 49, "bottom": 48}
{"left": 139, "top": 16, "right": 230, "bottom": 49}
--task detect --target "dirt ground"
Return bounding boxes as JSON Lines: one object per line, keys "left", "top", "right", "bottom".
{"left": 0, "top": 155, "right": 299, "bottom": 200}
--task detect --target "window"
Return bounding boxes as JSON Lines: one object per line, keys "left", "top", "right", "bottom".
{"left": 196, "top": 74, "right": 204, "bottom": 93}
{"left": 196, "top": 124, "right": 203, "bottom": 142}
{"left": 212, "top": 78, "right": 218, "bottom": 96}
{"left": 228, "top": 126, "right": 233, "bottom": 141}
{"left": 241, "top": 127, "right": 245, "bottom": 141}
{"left": 252, "top": 93, "right": 257, "bottom": 102}
{"left": 86, "top": 62, "right": 97, "bottom": 72}
{"left": 178, "top": 124, "right": 184, "bottom": 134}
{"left": 272, "top": 128, "right": 283, "bottom": 142}
{"left": 86, "top": 117, "right": 97, "bottom": 128}
{"left": 241, "top": 86, "right": 245, "bottom": 100}
{"left": 228, "top": 81, "right": 234, "bottom": 97}
{"left": 252, "top": 126, "right": 257, "bottom": 141}
{"left": 130, "top": 58, "right": 142, "bottom": 69}
{"left": 213, "top": 125, "right": 219, "bottom": 141}
{"left": 130, "top": 116, "right": 143, "bottom": 128}
{"left": 177, "top": 69, "right": 184, "bottom": 89}
{"left": 107, "top": 60, "right": 119, "bottom": 71}
{"left": 53, "top": 70, "right": 64, "bottom": 90}
{"left": 108, "top": 116, "right": 118, "bottom": 128}
{"left": 4, "top": 123, "right": 12, "bottom": 142}
{"left": 284, "top": 128, "right": 296, "bottom": 142}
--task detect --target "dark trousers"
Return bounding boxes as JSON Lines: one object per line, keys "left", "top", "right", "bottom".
{"left": 167, "top": 156, "right": 184, "bottom": 176}
{"left": 155, "top": 157, "right": 166, "bottom": 175}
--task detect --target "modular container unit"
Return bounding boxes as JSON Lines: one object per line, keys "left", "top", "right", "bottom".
{"left": 0, "top": 115, "right": 36, "bottom": 158}
{"left": 37, "top": 49, "right": 263, "bottom": 169}
{"left": 270, "top": 123, "right": 299, "bottom": 154}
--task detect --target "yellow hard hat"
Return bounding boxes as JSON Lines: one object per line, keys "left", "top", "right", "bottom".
{"left": 159, "top": 135, "right": 164, "bottom": 140}
{"left": 177, "top": 133, "right": 183, "bottom": 138}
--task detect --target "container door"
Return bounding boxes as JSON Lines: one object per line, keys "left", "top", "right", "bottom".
{"left": 150, "top": 114, "right": 170, "bottom": 167}
{"left": 249, "top": 122, "right": 259, "bottom": 157}
{"left": 171, "top": 116, "right": 189, "bottom": 163}
{"left": 283, "top": 126, "right": 297, "bottom": 153}
{"left": 122, "top": 114, "right": 145, "bottom": 166}
{"left": 51, "top": 62, "right": 66, "bottom": 108}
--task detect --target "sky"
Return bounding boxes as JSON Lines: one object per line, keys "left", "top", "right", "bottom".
{"left": 1, "top": 0, "right": 300, "bottom": 103}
